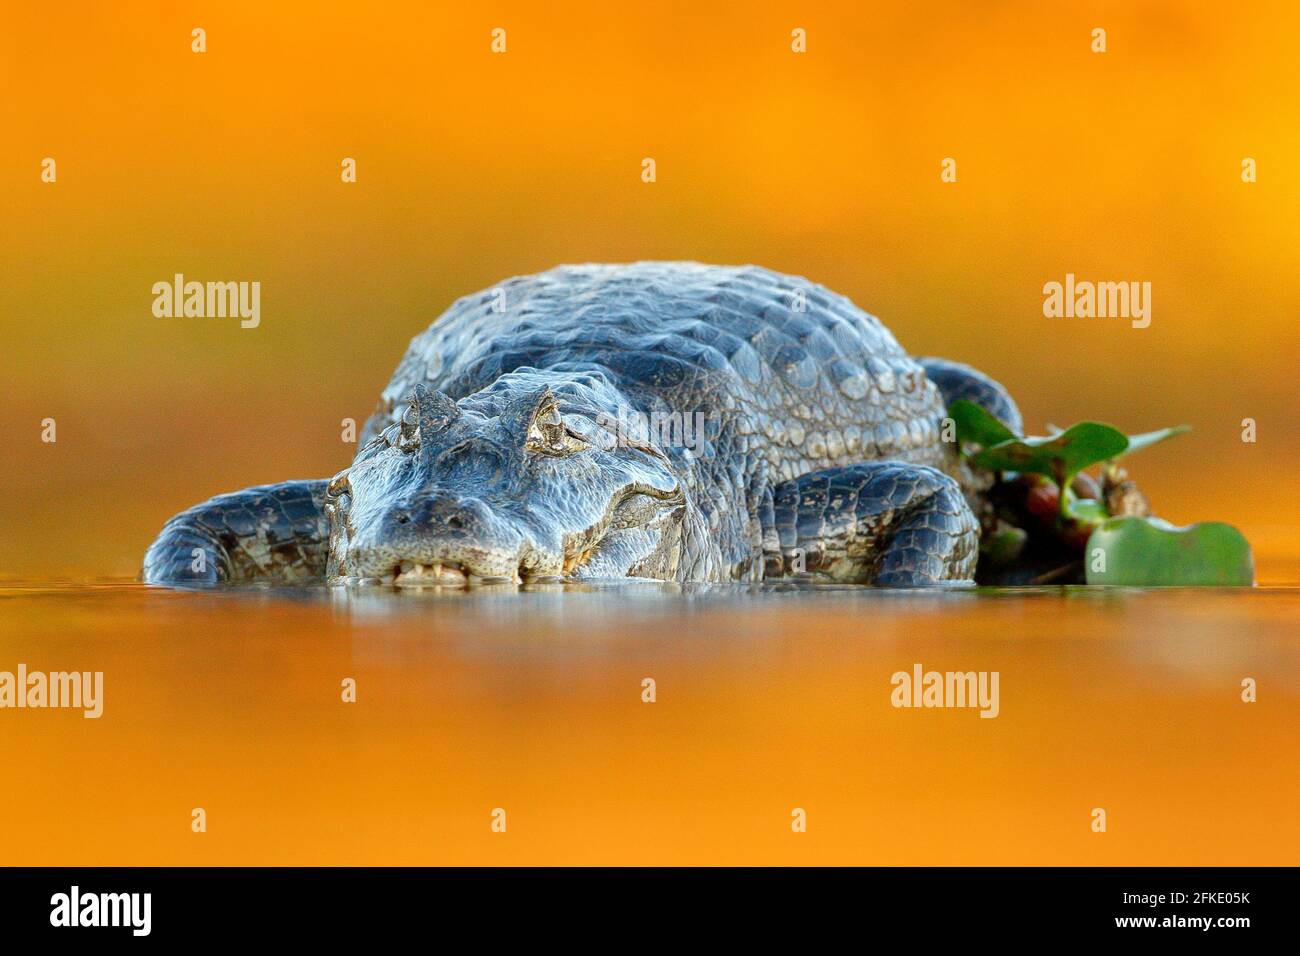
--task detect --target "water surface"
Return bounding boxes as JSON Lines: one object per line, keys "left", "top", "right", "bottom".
{"left": 1, "top": 580, "right": 1296, "bottom": 865}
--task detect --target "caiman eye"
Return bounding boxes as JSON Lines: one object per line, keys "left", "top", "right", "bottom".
{"left": 527, "top": 405, "right": 589, "bottom": 456}
{"left": 398, "top": 401, "right": 420, "bottom": 452}
{"left": 325, "top": 469, "right": 352, "bottom": 513}
{"left": 326, "top": 470, "right": 350, "bottom": 499}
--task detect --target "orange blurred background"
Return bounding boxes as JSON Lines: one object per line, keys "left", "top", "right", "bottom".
{"left": 1, "top": 2, "right": 1299, "bottom": 869}
{"left": 2, "top": 0, "right": 1297, "bottom": 579}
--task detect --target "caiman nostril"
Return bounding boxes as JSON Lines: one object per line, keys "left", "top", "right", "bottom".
{"left": 394, "top": 511, "right": 410, "bottom": 525}
{"left": 446, "top": 515, "right": 464, "bottom": 530}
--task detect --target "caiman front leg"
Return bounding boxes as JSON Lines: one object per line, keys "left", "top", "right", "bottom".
{"left": 766, "top": 462, "right": 979, "bottom": 585}
{"left": 142, "top": 480, "right": 330, "bottom": 586}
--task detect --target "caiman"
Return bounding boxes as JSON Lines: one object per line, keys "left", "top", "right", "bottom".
{"left": 142, "top": 262, "right": 1022, "bottom": 588}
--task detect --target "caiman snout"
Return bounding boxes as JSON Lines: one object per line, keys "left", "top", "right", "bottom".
{"left": 385, "top": 492, "right": 496, "bottom": 539}
{"left": 347, "top": 491, "right": 531, "bottom": 586}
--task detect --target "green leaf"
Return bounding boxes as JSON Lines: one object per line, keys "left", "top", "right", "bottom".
{"left": 1064, "top": 496, "right": 1109, "bottom": 526}
{"left": 1120, "top": 425, "right": 1191, "bottom": 458}
{"left": 1085, "top": 516, "right": 1254, "bottom": 586}
{"left": 970, "top": 422, "right": 1130, "bottom": 479}
{"left": 948, "top": 399, "right": 1018, "bottom": 448}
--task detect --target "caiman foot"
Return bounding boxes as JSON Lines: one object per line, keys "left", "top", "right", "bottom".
{"left": 766, "top": 461, "right": 979, "bottom": 585}
{"left": 142, "top": 480, "right": 330, "bottom": 586}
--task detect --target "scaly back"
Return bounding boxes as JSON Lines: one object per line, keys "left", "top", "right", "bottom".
{"left": 362, "top": 262, "right": 949, "bottom": 486}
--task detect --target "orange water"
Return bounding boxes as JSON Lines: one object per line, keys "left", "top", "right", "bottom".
{"left": 1, "top": 581, "right": 1296, "bottom": 865}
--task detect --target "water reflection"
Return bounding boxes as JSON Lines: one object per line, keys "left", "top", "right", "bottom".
{"left": 1, "top": 580, "right": 1297, "bottom": 866}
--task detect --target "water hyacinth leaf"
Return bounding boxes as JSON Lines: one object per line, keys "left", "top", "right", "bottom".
{"left": 1085, "top": 516, "right": 1254, "bottom": 586}
{"left": 948, "top": 399, "right": 1019, "bottom": 449}
{"left": 1064, "top": 496, "right": 1109, "bottom": 526}
{"left": 970, "top": 422, "right": 1130, "bottom": 479}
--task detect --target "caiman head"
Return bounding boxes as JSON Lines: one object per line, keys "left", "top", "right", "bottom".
{"left": 325, "top": 375, "right": 692, "bottom": 586}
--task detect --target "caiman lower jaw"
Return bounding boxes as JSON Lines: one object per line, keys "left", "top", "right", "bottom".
{"left": 389, "top": 559, "right": 576, "bottom": 588}
{"left": 390, "top": 556, "right": 571, "bottom": 588}
{"left": 376, "top": 537, "right": 663, "bottom": 587}
{"left": 392, "top": 558, "right": 552, "bottom": 587}
{"left": 383, "top": 541, "right": 641, "bottom": 588}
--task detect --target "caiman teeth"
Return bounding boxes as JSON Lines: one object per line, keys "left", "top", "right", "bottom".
{"left": 393, "top": 560, "right": 468, "bottom": 588}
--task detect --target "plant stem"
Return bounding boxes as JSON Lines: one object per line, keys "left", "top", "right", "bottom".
{"left": 1052, "top": 463, "right": 1071, "bottom": 525}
